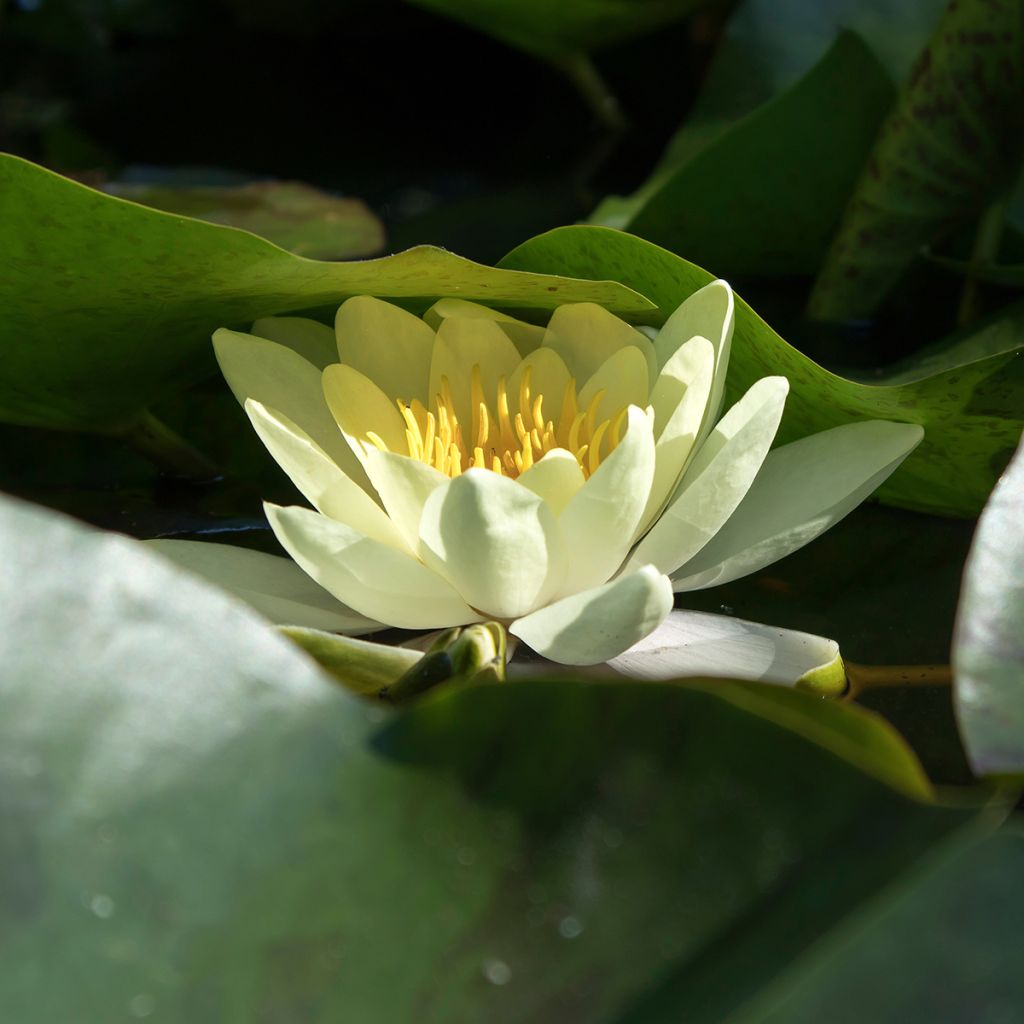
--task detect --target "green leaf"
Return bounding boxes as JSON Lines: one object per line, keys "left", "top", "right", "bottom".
{"left": 926, "top": 250, "right": 1024, "bottom": 288}
{"left": 0, "top": 492, "right": 982, "bottom": 1021}
{"left": 403, "top": 0, "right": 716, "bottom": 58}
{"left": 593, "top": 32, "right": 895, "bottom": 276}
{"left": 499, "top": 224, "right": 1023, "bottom": 516}
{"left": 808, "top": 0, "right": 1024, "bottom": 320}
{"left": 107, "top": 180, "right": 386, "bottom": 260}
{"left": 953, "top": 436, "right": 1024, "bottom": 780}
{"left": 0, "top": 154, "right": 654, "bottom": 432}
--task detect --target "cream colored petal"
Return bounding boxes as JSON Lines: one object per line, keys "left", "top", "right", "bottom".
{"left": 511, "top": 564, "right": 672, "bottom": 666}
{"left": 250, "top": 316, "right": 338, "bottom": 370}
{"left": 634, "top": 336, "right": 715, "bottom": 539}
{"left": 146, "top": 539, "right": 380, "bottom": 634}
{"left": 322, "top": 362, "right": 409, "bottom": 464}
{"left": 335, "top": 295, "right": 435, "bottom": 404}
{"left": 654, "top": 281, "right": 734, "bottom": 443}
{"left": 506, "top": 347, "right": 572, "bottom": 427}
{"left": 672, "top": 421, "right": 924, "bottom": 591}
{"left": 542, "top": 302, "right": 657, "bottom": 384}
{"left": 608, "top": 609, "right": 844, "bottom": 692}
{"left": 419, "top": 469, "right": 564, "bottom": 619}
{"left": 428, "top": 316, "right": 523, "bottom": 433}
{"left": 244, "top": 400, "right": 405, "bottom": 550}
{"left": 517, "top": 449, "right": 585, "bottom": 516}
{"left": 558, "top": 405, "right": 656, "bottom": 594}
{"left": 266, "top": 503, "right": 478, "bottom": 629}
{"left": 624, "top": 376, "right": 788, "bottom": 576}
{"left": 424, "top": 298, "right": 544, "bottom": 356}
{"left": 362, "top": 447, "right": 448, "bottom": 551}
{"left": 213, "top": 328, "right": 363, "bottom": 483}
{"left": 577, "top": 345, "right": 650, "bottom": 428}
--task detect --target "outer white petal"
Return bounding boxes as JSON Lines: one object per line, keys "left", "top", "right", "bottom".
{"left": 213, "top": 328, "right": 365, "bottom": 485}
{"left": 250, "top": 316, "right": 338, "bottom": 370}
{"left": 608, "top": 608, "right": 845, "bottom": 692}
{"left": 577, "top": 346, "right": 650, "bottom": 428}
{"left": 362, "top": 447, "right": 447, "bottom": 551}
{"left": 419, "top": 469, "right": 564, "bottom": 619}
{"left": 429, "top": 316, "right": 522, "bottom": 432}
{"left": 634, "top": 336, "right": 715, "bottom": 538}
{"left": 265, "top": 503, "right": 478, "bottom": 629}
{"left": 335, "top": 295, "right": 435, "bottom": 404}
{"left": 423, "top": 298, "right": 544, "bottom": 356}
{"left": 511, "top": 565, "right": 672, "bottom": 666}
{"left": 672, "top": 421, "right": 925, "bottom": 591}
{"left": 542, "top": 302, "right": 657, "bottom": 385}
{"left": 517, "top": 449, "right": 585, "bottom": 516}
{"left": 654, "top": 280, "right": 734, "bottom": 443}
{"left": 145, "top": 539, "right": 380, "bottom": 634}
{"left": 624, "top": 376, "right": 788, "bottom": 577}
{"left": 559, "top": 405, "right": 656, "bottom": 594}
{"left": 245, "top": 400, "right": 406, "bottom": 550}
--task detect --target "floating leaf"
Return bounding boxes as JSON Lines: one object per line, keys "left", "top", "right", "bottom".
{"left": 0, "top": 154, "right": 653, "bottom": 432}
{"left": 500, "top": 225, "right": 1023, "bottom": 516}
{"left": 107, "top": 180, "right": 386, "bottom": 260}
{"left": 953, "top": 437, "right": 1024, "bottom": 780}
{"left": 807, "top": 0, "right": 1024, "bottom": 320}
{"left": 0, "top": 491, "right": 982, "bottom": 1021}
{"left": 593, "top": 32, "right": 895, "bottom": 276}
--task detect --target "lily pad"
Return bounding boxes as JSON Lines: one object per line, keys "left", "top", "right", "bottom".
{"left": 106, "top": 180, "right": 386, "bottom": 260}
{"left": 0, "top": 491, "right": 981, "bottom": 1022}
{"left": 953, "top": 437, "right": 1024, "bottom": 780}
{"left": 807, "top": 0, "right": 1024, "bottom": 320}
{"left": 0, "top": 154, "right": 653, "bottom": 432}
{"left": 500, "top": 225, "right": 1023, "bottom": 516}
{"left": 593, "top": 32, "right": 895, "bottom": 276}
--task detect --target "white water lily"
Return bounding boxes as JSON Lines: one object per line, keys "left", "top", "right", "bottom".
{"left": 151, "top": 285, "right": 923, "bottom": 675}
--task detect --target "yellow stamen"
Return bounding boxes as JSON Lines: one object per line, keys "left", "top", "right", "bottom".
{"left": 365, "top": 431, "right": 389, "bottom": 453}
{"left": 589, "top": 420, "right": 611, "bottom": 475}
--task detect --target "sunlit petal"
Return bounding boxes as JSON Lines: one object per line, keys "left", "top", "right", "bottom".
{"left": 362, "top": 447, "right": 448, "bottom": 551}
{"left": 542, "top": 302, "right": 657, "bottom": 384}
{"left": 250, "top": 315, "right": 338, "bottom": 370}
{"left": 517, "top": 449, "right": 585, "bottom": 516}
{"left": 322, "top": 362, "right": 408, "bottom": 463}
{"left": 578, "top": 345, "right": 650, "bottom": 427}
{"left": 424, "top": 297, "right": 544, "bottom": 356}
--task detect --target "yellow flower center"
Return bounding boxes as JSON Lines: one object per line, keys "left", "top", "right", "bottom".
{"left": 364, "top": 364, "right": 629, "bottom": 480}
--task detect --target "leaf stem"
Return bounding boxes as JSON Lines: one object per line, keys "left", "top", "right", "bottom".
{"left": 547, "top": 52, "right": 628, "bottom": 134}
{"left": 844, "top": 662, "right": 951, "bottom": 701}
{"left": 119, "top": 411, "right": 220, "bottom": 480}
{"left": 957, "top": 195, "right": 1008, "bottom": 327}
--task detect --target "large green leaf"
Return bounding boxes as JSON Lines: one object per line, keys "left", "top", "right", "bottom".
{"left": 953, "top": 437, "right": 1024, "bottom": 779}
{"left": 808, "top": 0, "right": 1024, "bottom": 320}
{"left": 593, "top": 32, "right": 895, "bottom": 276}
{"left": 0, "top": 492, "right": 983, "bottom": 1022}
{"left": 402, "top": 0, "right": 715, "bottom": 58}
{"left": 500, "top": 225, "right": 1023, "bottom": 516}
{"left": 0, "top": 154, "right": 653, "bottom": 432}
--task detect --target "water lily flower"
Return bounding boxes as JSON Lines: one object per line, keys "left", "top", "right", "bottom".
{"left": 150, "top": 285, "right": 922, "bottom": 678}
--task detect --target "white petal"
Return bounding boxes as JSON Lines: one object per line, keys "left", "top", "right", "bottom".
{"left": 672, "top": 421, "right": 925, "bottom": 590}
{"left": 517, "top": 449, "right": 585, "bottom": 516}
{"left": 558, "top": 405, "right": 656, "bottom": 593}
{"left": 145, "top": 539, "right": 380, "bottom": 634}
{"left": 424, "top": 298, "right": 544, "bottom": 356}
{"left": 654, "top": 280, "right": 734, "bottom": 442}
{"left": 511, "top": 565, "right": 672, "bottom": 666}
{"left": 213, "top": 328, "right": 364, "bottom": 483}
{"left": 542, "top": 302, "right": 657, "bottom": 384}
{"left": 335, "top": 296, "right": 435, "bottom": 404}
{"left": 634, "top": 336, "right": 715, "bottom": 538}
{"left": 250, "top": 316, "right": 338, "bottom": 370}
{"left": 624, "top": 376, "right": 788, "bottom": 576}
{"left": 322, "top": 362, "right": 408, "bottom": 464}
{"left": 362, "top": 447, "right": 447, "bottom": 551}
{"left": 429, "top": 316, "right": 522, "bottom": 432}
{"left": 419, "top": 469, "right": 564, "bottom": 618}
{"left": 266, "top": 503, "right": 478, "bottom": 629}
{"left": 608, "top": 608, "right": 844, "bottom": 692}
{"left": 244, "top": 400, "right": 405, "bottom": 550}
{"left": 577, "top": 346, "right": 650, "bottom": 428}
